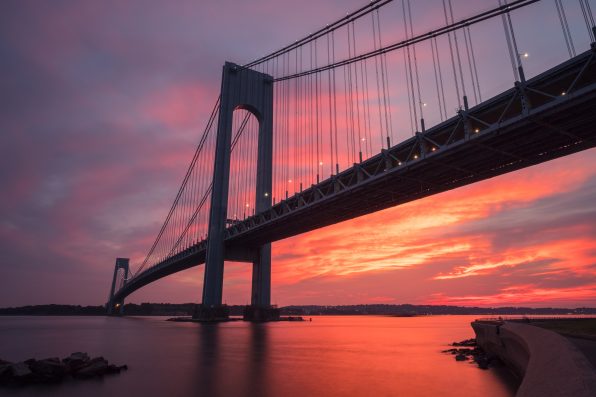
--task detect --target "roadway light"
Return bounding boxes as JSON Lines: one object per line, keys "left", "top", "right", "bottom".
{"left": 264, "top": 192, "right": 269, "bottom": 197}
{"left": 561, "top": 91, "right": 566, "bottom": 96}
{"left": 413, "top": 154, "right": 418, "bottom": 159}
{"left": 431, "top": 147, "right": 436, "bottom": 152}
{"left": 474, "top": 128, "right": 480, "bottom": 133}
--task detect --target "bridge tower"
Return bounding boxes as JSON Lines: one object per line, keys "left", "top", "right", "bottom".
{"left": 107, "top": 258, "right": 129, "bottom": 315}
{"left": 195, "top": 62, "right": 275, "bottom": 321}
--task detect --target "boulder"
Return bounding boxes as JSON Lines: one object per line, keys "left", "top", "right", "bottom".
{"left": 73, "top": 357, "right": 108, "bottom": 378}
{"left": 7, "top": 362, "right": 33, "bottom": 382}
{"left": 1, "top": 354, "right": 127, "bottom": 386}
{"left": 106, "top": 364, "right": 128, "bottom": 374}
{"left": 452, "top": 338, "right": 477, "bottom": 347}
{"left": 0, "top": 360, "right": 13, "bottom": 383}
{"left": 63, "top": 352, "right": 90, "bottom": 372}
{"left": 475, "top": 356, "right": 489, "bottom": 370}
{"left": 29, "top": 357, "right": 67, "bottom": 382}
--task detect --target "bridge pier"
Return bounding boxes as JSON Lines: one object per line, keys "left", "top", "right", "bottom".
{"left": 243, "top": 244, "right": 280, "bottom": 322}
{"left": 197, "top": 62, "right": 274, "bottom": 321}
{"left": 107, "top": 258, "right": 129, "bottom": 316}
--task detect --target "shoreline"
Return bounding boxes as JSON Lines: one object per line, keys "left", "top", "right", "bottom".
{"left": 472, "top": 319, "right": 596, "bottom": 397}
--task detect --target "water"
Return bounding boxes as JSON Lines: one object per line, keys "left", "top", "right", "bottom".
{"left": 0, "top": 315, "right": 518, "bottom": 397}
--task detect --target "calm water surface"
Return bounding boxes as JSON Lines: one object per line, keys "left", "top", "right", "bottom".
{"left": 0, "top": 315, "right": 518, "bottom": 397}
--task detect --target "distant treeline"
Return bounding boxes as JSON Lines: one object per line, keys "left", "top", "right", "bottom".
{"left": 0, "top": 303, "right": 595, "bottom": 316}
{"left": 281, "top": 304, "right": 596, "bottom": 315}
{"left": 0, "top": 305, "right": 106, "bottom": 316}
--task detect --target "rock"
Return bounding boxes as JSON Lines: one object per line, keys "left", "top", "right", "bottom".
{"left": 105, "top": 364, "right": 129, "bottom": 374}
{"left": 1, "top": 354, "right": 127, "bottom": 386}
{"left": 73, "top": 357, "right": 108, "bottom": 378}
{"left": 475, "top": 356, "right": 489, "bottom": 369}
{"left": 7, "top": 362, "right": 33, "bottom": 382}
{"left": 67, "top": 352, "right": 89, "bottom": 362}
{"left": 0, "top": 361, "right": 13, "bottom": 383}
{"left": 29, "top": 357, "right": 67, "bottom": 382}
{"left": 452, "top": 338, "right": 477, "bottom": 347}
{"left": 63, "top": 352, "right": 90, "bottom": 372}
{"left": 455, "top": 354, "right": 467, "bottom": 361}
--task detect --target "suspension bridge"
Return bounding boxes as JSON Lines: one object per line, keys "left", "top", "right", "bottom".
{"left": 107, "top": 0, "right": 596, "bottom": 320}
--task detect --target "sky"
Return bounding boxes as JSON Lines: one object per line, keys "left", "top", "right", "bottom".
{"left": 1, "top": 0, "right": 595, "bottom": 308}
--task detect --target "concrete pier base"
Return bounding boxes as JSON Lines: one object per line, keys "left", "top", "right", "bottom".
{"left": 243, "top": 305, "right": 280, "bottom": 322}
{"left": 193, "top": 304, "right": 230, "bottom": 322}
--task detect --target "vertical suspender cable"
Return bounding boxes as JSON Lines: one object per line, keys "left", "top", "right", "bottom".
{"left": 443, "top": 0, "right": 462, "bottom": 107}
{"left": 372, "top": 11, "right": 385, "bottom": 150}
{"left": 351, "top": 21, "right": 363, "bottom": 162}
{"left": 407, "top": 0, "right": 425, "bottom": 128}
{"left": 448, "top": 0, "right": 467, "bottom": 100}
{"left": 377, "top": 9, "right": 393, "bottom": 148}
{"left": 463, "top": 25, "right": 479, "bottom": 104}
{"left": 579, "top": 0, "right": 596, "bottom": 42}
{"left": 327, "top": 33, "right": 335, "bottom": 176}
{"left": 555, "top": 0, "right": 575, "bottom": 58}
{"left": 499, "top": 0, "right": 520, "bottom": 81}
{"left": 402, "top": 0, "right": 418, "bottom": 132}
{"left": 332, "top": 31, "right": 339, "bottom": 174}
{"left": 466, "top": 26, "right": 482, "bottom": 102}
{"left": 430, "top": 36, "right": 444, "bottom": 121}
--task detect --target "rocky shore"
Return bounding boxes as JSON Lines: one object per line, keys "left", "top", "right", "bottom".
{"left": 443, "top": 338, "right": 497, "bottom": 370}
{"left": 0, "top": 352, "right": 127, "bottom": 386}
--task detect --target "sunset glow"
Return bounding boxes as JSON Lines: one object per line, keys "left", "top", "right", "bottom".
{"left": 1, "top": 0, "right": 594, "bottom": 309}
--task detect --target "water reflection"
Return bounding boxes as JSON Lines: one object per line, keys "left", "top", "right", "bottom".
{"left": 191, "top": 323, "right": 271, "bottom": 397}
{"left": 1, "top": 316, "right": 517, "bottom": 397}
{"left": 194, "top": 324, "right": 219, "bottom": 396}
{"left": 248, "top": 324, "right": 269, "bottom": 397}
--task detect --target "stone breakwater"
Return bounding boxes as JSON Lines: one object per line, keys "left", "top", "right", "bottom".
{"left": 0, "top": 352, "right": 128, "bottom": 386}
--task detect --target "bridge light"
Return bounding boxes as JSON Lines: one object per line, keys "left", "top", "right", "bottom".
{"left": 522, "top": 52, "right": 529, "bottom": 58}
{"left": 288, "top": 179, "right": 292, "bottom": 183}
{"left": 319, "top": 161, "right": 323, "bottom": 165}
{"left": 431, "top": 147, "right": 436, "bottom": 152}
{"left": 361, "top": 137, "right": 366, "bottom": 141}
{"left": 264, "top": 192, "right": 269, "bottom": 197}
{"left": 414, "top": 154, "right": 419, "bottom": 159}
{"left": 561, "top": 91, "right": 566, "bottom": 96}
{"left": 398, "top": 161, "right": 402, "bottom": 166}
{"left": 474, "top": 128, "right": 480, "bottom": 133}
{"left": 422, "top": 102, "right": 427, "bottom": 107}
{"left": 245, "top": 203, "right": 250, "bottom": 208}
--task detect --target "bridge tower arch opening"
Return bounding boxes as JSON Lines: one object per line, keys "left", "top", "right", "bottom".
{"left": 197, "top": 62, "right": 275, "bottom": 321}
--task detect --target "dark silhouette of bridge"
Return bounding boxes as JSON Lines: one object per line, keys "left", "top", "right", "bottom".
{"left": 108, "top": 0, "right": 596, "bottom": 320}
